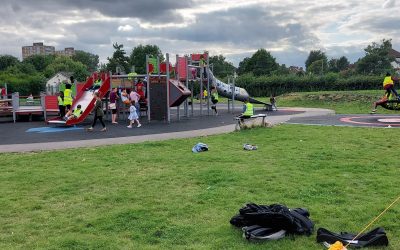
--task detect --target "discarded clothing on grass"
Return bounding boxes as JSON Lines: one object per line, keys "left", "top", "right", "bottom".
{"left": 192, "top": 142, "right": 209, "bottom": 153}
{"left": 316, "top": 227, "right": 388, "bottom": 248}
{"left": 230, "top": 203, "right": 314, "bottom": 242}
{"left": 243, "top": 144, "right": 257, "bottom": 150}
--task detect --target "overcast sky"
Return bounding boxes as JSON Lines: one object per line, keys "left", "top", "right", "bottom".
{"left": 0, "top": 0, "right": 399, "bottom": 67}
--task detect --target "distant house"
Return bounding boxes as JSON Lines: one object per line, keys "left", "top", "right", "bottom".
{"left": 46, "top": 72, "right": 72, "bottom": 94}
{"left": 288, "top": 66, "right": 305, "bottom": 75}
{"left": 389, "top": 48, "right": 400, "bottom": 73}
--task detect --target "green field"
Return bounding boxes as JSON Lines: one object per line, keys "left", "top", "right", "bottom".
{"left": 277, "top": 90, "right": 390, "bottom": 114}
{"left": 1, "top": 125, "right": 400, "bottom": 249}
{"left": 202, "top": 89, "right": 393, "bottom": 114}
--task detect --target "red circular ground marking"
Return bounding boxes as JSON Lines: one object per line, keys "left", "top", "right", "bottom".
{"left": 377, "top": 118, "right": 400, "bottom": 123}
{"left": 340, "top": 116, "right": 400, "bottom": 127}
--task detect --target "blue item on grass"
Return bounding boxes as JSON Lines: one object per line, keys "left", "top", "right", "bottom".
{"left": 192, "top": 143, "right": 209, "bottom": 153}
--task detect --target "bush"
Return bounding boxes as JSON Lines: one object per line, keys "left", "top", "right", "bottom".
{"left": 0, "top": 72, "right": 45, "bottom": 95}
{"left": 236, "top": 74, "right": 382, "bottom": 97}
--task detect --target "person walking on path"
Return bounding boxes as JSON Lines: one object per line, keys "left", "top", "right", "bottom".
{"left": 127, "top": 100, "right": 141, "bottom": 128}
{"left": 109, "top": 87, "right": 118, "bottom": 124}
{"left": 87, "top": 92, "right": 106, "bottom": 132}
{"left": 211, "top": 87, "right": 219, "bottom": 115}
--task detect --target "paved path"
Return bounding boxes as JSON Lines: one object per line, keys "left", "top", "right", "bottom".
{"left": 0, "top": 107, "right": 333, "bottom": 153}
{"left": 287, "top": 113, "right": 400, "bottom": 127}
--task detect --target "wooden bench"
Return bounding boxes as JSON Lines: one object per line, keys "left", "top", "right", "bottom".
{"left": 235, "top": 114, "right": 267, "bottom": 130}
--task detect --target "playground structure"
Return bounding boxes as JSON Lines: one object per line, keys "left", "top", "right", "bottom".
{"left": 2, "top": 51, "right": 272, "bottom": 125}
{"left": 47, "top": 72, "right": 110, "bottom": 125}
{"left": 0, "top": 93, "right": 59, "bottom": 123}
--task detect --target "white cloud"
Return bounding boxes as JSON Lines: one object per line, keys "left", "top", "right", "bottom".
{"left": 118, "top": 25, "right": 133, "bottom": 32}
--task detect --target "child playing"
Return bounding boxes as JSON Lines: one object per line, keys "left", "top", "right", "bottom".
{"left": 121, "top": 89, "right": 130, "bottom": 105}
{"left": 270, "top": 95, "right": 277, "bottom": 111}
{"left": 58, "top": 91, "right": 65, "bottom": 117}
{"left": 127, "top": 100, "right": 141, "bottom": 128}
{"left": 64, "top": 104, "right": 83, "bottom": 120}
{"left": 383, "top": 72, "right": 400, "bottom": 100}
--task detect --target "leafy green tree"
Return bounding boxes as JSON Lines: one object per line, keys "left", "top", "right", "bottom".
{"left": 305, "top": 50, "right": 328, "bottom": 71}
{"left": 272, "top": 64, "right": 290, "bottom": 75}
{"left": 0, "top": 55, "right": 19, "bottom": 71}
{"left": 328, "top": 56, "right": 350, "bottom": 72}
{"left": 18, "top": 62, "right": 37, "bottom": 74}
{"left": 356, "top": 39, "right": 394, "bottom": 75}
{"left": 129, "top": 44, "right": 164, "bottom": 74}
{"left": 23, "top": 54, "right": 55, "bottom": 72}
{"left": 72, "top": 51, "right": 99, "bottom": 72}
{"left": 44, "top": 56, "right": 89, "bottom": 81}
{"left": 106, "top": 43, "right": 130, "bottom": 74}
{"left": 308, "top": 59, "right": 328, "bottom": 74}
{"left": 208, "top": 55, "right": 236, "bottom": 78}
{"left": 4, "top": 62, "right": 36, "bottom": 75}
{"left": 238, "top": 49, "right": 279, "bottom": 76}
{"left": 237, "top": 57, "right": 251, "bottom": 75}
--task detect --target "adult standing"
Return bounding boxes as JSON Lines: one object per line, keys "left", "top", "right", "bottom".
{"left": 129, "top": 88, "right": 141, "bottom": 118}
{"left": 88, "top": 92, "right": 106, "bottom": 132}
{"left": 63, "top": 82, "right": 73, "bottom": 112}
{"left": 109, "top": 87, "right": 119, "bottom": 124}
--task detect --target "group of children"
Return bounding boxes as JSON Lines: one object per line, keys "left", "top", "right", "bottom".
{"left": 56, "top": 77, "right": 85, "bottom": 121}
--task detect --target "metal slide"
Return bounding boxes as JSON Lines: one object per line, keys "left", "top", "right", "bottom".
{"left": 208, "top": 70, "right": 271, "bottom": 107}
{"left": 47, "top": 75, "right": 110, "bottom": 125}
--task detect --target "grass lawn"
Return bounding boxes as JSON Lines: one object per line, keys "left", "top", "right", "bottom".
{"left": 194, "top": 89, "right": 395, "bottom": 114}
{"left": 1, "top": 125, "right": 400, "bottom": 249}
{"left": 257, "top": 90, "right": 395, "bottom": 114}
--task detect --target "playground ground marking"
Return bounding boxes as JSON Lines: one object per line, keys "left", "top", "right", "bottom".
{"left": 26, "top": 126, "right": 84, "bottom": 133}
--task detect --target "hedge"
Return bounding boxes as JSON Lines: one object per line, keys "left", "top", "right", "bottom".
{"left": 235, "top": 73, "right": 383, "bottom": 97}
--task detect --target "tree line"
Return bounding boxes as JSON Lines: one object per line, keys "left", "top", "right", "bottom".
{"left": 0, "top": 51, "right": 99, "bottom": 95}
{"left": 0, "top": 38, "right": 396, "bottom": 95}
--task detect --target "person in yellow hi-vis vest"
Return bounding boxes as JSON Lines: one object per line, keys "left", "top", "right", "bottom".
{"left": 63, "top": 83, "right": 73, "bottom": 111}
{"left": 211, "top": 87, "right": 219, "bottom": 115}
{"left": 65, "top": 104, "right": 83, "bottom": 121}
{"left": 383, "top": 72, "right": 400, "bottom": 100}
{"left": 58, "top": 91, "right": 65, "bottom": 117}
{"left": 238, "top": 98, "right": 254, "bottom": 120}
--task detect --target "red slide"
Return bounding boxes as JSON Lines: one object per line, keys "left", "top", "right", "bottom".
{"left": 47, "top": 73, "right": 110, "bottom": 125}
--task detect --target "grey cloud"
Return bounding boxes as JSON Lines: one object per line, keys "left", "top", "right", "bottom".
{"left": 304, "top": 2, "right": 358, "bottom": 14}
{"left": 3, "top": 0, "right": 193, "bottom": 23}
{"left": 150, "top": 5, "right": 318, "bottom": 49}
{"left": 344, "top": 15, "right": 400, "bottom": 35}
{"left": 383, "top": 0, "right": 396, "bottom": 8}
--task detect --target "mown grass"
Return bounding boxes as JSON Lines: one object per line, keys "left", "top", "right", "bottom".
{"left": 274, "top": 90, "right": 393, "bottom": 114}
{"left": 200, "top": 89, "right": 392, "bottom": 114}
{"left": 1, "top": 125, "right": 400, "bottom": 249}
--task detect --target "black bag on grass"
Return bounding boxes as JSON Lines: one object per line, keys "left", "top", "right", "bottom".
{"left": 230, "top": 203, "right": 314, "bottom": 236}
{"left": 316, "top": 227, "right": 389, "bottom": 248}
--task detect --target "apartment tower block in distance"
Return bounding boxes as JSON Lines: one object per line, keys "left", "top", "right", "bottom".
{"left": 55, "top": 47, "right": 75, "bottom": 57}
{"left": 22, "top": 42, "right": 55, "bottom": 59}
{"left": 22, "top": 43, "right": 75, "bottom": 59}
